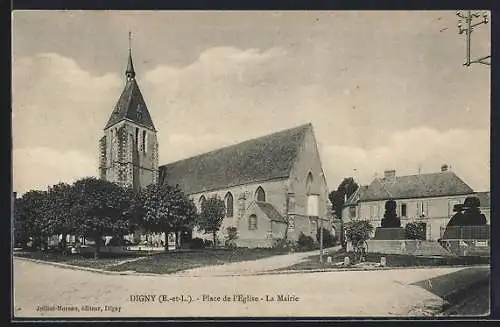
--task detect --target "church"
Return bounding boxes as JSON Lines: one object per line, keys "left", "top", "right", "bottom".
{"left": 99, "top": 45, "right": 333, "bottom": 248}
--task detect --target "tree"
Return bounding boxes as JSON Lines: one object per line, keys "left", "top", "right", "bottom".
{"left": 140, "top": 183, "right": 198, "bottom": 251}
{"left": 344, "top": 220, "right": 373, "bottom": 250}
{"left": 380, "top": 199, "right": 401, "bottom": 228}
{"left": 225, "top": 226, "right": 238, "bottom": 248}
{"left": 447, "top": 196, "right": 487, "bottom": 227}
{"left": 45, "top": 183, "right": 76, "bottom": 250}
{"left": 71, "top": 177, "right": 134, "bottom": 258}
{"left": 316, "top": 227, "right": 337, "bottom": 247}
{"left": 13, "top": 198, "right": 29, "bottom": 247}
{"left": 198, "top": 195, "right": 225, "bottom": 247}
{"left": 18, "top": 190, "right": 50, "bottom": 249}
{"left": 328, "top": 177, "right": 359, "bottom": 219}
{"left": 405, "top": 222, "right": 426, "bottom": 240}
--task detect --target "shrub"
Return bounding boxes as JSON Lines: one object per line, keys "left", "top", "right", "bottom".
{"left": 297, "top": 232, "right": 317, "bottom": 251}
{"left": 273, "top": 238, "right": 296, "bottom": 250}
{"left": 344, "top": 220, "right": 373, "bottom": 248}
{"left": 405, "top": 222, "right": 426, "bottom": 240}
{"left": 381, "top": 199, "right": 401, "bottom": 228}
{"left": 316, "top": 227, "right": 338, "bottom": 247}
{"left": 107, "top": 236, "right": 129, "bottom": 246}
{"left": 203, "top": 239, "right": 214, "bottom": 248}
{"left": 190, "top": 237, "right": 205, "bottom": 249}
{"left": 225, "top": 226, "right": 238, "bottom": 248}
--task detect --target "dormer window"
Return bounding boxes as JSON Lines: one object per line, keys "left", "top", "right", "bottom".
{"left": 137, "top": 104, "right": 143, "bottom": 120}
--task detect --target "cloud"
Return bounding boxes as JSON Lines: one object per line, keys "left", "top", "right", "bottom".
{"left": 12, "top": 53, "right": 122, "bottom": 153}
{"left": 12, "top": 48, "right": 490, "bottom": 196}
{"left": 13, "top": 147, "right": 97, "bottom": 195}
{"left": 321, "top": 127, "right": 490, "bottom": 191}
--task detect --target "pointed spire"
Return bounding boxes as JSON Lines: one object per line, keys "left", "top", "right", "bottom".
{"left": 126, "top": 31, "right": 136, "bottom": 79}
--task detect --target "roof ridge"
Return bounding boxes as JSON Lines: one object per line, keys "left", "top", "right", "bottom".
{"left": 162, "top": 123, "right": 311, "bottom": 166}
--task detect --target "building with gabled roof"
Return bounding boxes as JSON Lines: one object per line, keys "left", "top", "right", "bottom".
{"left": 342, "top": 165, "right": 489, "bottom": 241}
{"left": 100, "top": 42, "right": 333, "bottom": 248}
{"left": 160, "top": 123, "right": 332, "bottom": 248}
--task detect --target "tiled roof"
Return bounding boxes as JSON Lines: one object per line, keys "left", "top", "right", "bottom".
{"left": 105, "top": 53, "right": 155, "bottom": 130}
{"left": 159, "top": 124, "right": 312, "bottom": 194}
{"left": 256, "top": 201, "right": 287, "bottom": 223}
{"left": 345, "top": 185, "right": 367, "bottom": 206}
{"left": 358, "top": 171, "right": 474, "bottom": 202}
{"left": 474, "top": 191, "right": 490, "bottom": 208}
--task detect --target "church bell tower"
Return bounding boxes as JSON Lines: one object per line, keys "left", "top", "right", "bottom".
{"left": 99, "top": 33, "right": 159, "bottom": 190}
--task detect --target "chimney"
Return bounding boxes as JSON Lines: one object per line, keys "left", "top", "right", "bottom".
{"left": 384, "top": 169, "right": 396, "bottom": 179}
{"left": 441, "top": 164, "right": 449, "bottom": 172}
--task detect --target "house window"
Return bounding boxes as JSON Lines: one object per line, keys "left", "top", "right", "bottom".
{"left": 306, "top": 172, "right": 313, "bottom": 194}
{"left": 142, "top": 130, "right": 147, "bottom": 153}
{"left": 248, "top": 214, "right": 257, "bottom": 230}
{"left": 369, "top": 205, "right": 375, "bottom": 219}
{"left": 307, "top": 194, "right": 319, "bottom": 217}
{"left": 255, "top": 187, "right": 266, "bottom": 202}
{"left": 288, "top": 217, "right": 295, "bottom": 230}
{"left": 401, "top": 203, "right": 407, "bottom": 217}
{"left": 224, "top": 192, "right": 234, "bottom": 217}
{"left": 417, "top": 201, "right": 427, "bottom": 217}
{"left": 349, "top": 206, "right": 356, "bottom": 219}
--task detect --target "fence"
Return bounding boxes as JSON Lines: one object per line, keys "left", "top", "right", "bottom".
{"left": 439, "top": 225, "right": 490, "bottom": 240}
{"left": 439, "top": 225, "right": 490, "bottom": 257}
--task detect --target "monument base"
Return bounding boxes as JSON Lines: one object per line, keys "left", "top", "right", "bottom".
{"left": 373, "top": 227, "right": 406, "bottom": 240}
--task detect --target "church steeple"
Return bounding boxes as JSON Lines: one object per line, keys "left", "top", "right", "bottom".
{"left": 104, "top": 32, "right": 155, "bottom": 131}
{"left": 99, "top": 31, "right": 159, "bottom": 190}
{"left": 125, "top": 31, "right": 136, "bottom": 80}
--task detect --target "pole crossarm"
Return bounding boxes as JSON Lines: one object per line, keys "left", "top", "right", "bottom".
{"left": 457, "top": 10, "right": 490, "bottom": 68}
{"left": 470, "top": 55, "right": 491, "bottom": 66}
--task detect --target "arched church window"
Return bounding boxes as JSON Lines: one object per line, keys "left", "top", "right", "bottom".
{"left": 255, "top": 187, "right": 266, "bottom": 202}
{"left": 306, "top": 172, "right": 314, "bottom": 194}
{"left": 135, "top": 127, "right": 139, "bottom": 150}
{"left": 225, "top": 192, "right": 234, "bottom": 217}
{"left": 248, "top": 214, "right": 258, "bottom": 230}
{"left": 199, "top": 195, "right": 207, "bottom": 207}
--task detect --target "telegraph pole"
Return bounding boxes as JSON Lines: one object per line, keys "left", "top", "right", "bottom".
{"left": 457, "top": 10, "right": 490, "bottom": 66}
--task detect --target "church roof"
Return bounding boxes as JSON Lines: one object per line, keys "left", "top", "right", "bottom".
{"left": 256, "top": 202, "right": 287, "bottom": 223}
{"left": 354, "top": 171, "right": 474, "bottom": 202}
{"left": 104, "top": 52, "right": 155, "bottom": 131}
{"left": 159, "top": 123, "right": 312, "bottom": 194}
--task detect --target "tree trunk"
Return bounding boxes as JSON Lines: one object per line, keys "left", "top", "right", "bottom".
{"left": 213, "top": 231, "right": 217, "bottom": 248}
{"left": 164, "top": 230, "right": 169, "bottom": 252}
{"left": 61, "top": 233, "right": 68, "bottom": 255}
{"left": 94, "top": 234, "right": 101, "bottom": 259}
{"left": 176, "top": 231, "right": 181, "bottom": 249}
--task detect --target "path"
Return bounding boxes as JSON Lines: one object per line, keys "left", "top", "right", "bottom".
{"left": 13, "top": 258, "right": 483, "bottom": 318}
{"left": 172, "top": 246, "right": 341, "bottom": 276}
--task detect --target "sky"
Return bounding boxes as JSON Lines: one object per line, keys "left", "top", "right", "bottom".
{"left": 12, "top": 11, "right": 491, "bottom": 195}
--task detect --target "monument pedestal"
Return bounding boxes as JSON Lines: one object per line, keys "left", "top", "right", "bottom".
{"left": 373, "top": 227, "right": 406, "bottom": 240}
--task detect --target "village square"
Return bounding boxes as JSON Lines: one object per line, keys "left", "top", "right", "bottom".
{"left": 12, "top": 11, "right": 491, "bottom": 318}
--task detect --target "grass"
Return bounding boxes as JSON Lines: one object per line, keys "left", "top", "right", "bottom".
{"left": 14, "top": 247, "right": 290, "bottom": 274}
{"left": 108, "top": 247, "right": 290, "bottom": 274}
{"left": 14, "top": 249, "right": 154, "bottom": 270}
{"left": 278, "top": 249, "right": 490, "bottom": 272}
